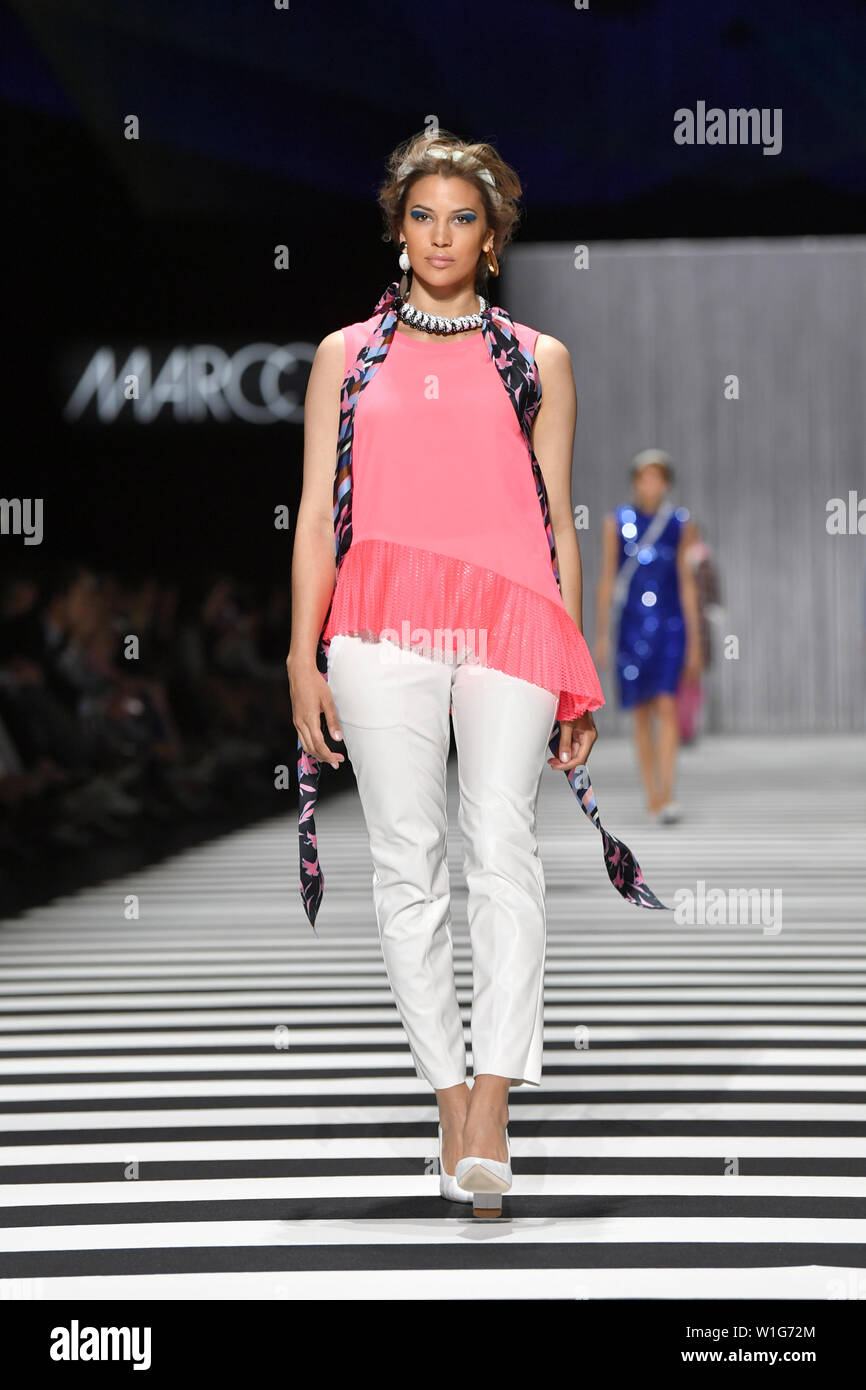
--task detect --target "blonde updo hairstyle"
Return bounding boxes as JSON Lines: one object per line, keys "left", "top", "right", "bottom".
{"left": 378, "top": 128, "right": 523, "bottom": 295}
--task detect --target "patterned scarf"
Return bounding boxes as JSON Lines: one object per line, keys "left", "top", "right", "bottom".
{"left": 297, "top": 280, "right": 667, "bottom": 932}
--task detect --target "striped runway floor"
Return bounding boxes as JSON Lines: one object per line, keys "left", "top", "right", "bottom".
{"left": 0, "top": 733, "right": 864, "bottom": 1300}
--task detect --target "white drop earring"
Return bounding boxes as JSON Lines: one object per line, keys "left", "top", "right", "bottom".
{"left": 398, "top": 240, "right": 411, "bottom": 273}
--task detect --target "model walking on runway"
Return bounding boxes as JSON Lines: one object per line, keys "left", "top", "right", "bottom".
{"left": 594, "top": 450, "right": 702, "bottom": 822}
{"left": 288, "top": 128, "right": 605, "bottom": 1214}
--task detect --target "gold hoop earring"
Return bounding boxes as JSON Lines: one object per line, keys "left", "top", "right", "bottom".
{"left": 485, "top": 247, "right": 499, "bottom": 276}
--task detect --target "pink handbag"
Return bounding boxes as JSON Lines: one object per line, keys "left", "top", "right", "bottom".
{"left": 676, "top": 673, "right": 703, "bottom": 742}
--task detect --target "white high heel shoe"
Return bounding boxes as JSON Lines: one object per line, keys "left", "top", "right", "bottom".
{"left": 438, "top": 1122, "right": 473, "bottom": 1203}
{"left": 455, "top": 1127, "right": 512, "bottom": 1218}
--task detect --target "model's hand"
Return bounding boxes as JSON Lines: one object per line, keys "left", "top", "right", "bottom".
{"left": 547, "top": 711, "right": 598, "bottom": 772}
{"left": 287, "top": 656, "right": 345, "bottom": 769}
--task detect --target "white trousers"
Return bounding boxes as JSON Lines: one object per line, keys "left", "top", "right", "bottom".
{"left": 326, "top": 634, "right": 560, "bottom": 1091}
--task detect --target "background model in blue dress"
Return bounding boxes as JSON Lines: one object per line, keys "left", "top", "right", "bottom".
{"left": 614, "top": 502, "right": 689, "bottom": 709}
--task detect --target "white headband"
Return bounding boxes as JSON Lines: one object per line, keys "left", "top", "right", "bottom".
{"left": 396, "top": 146, "right": 500, "bottom": 204}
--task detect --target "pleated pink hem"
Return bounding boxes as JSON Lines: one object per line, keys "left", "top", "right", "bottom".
{"left": 323, "top": 537, "right": 606, "bottom": 722}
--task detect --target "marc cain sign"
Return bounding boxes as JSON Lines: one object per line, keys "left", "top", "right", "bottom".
{"left": 62, "top": 341, "right": 316, "bottom": 424}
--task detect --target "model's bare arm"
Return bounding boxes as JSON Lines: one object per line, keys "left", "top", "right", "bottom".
{"left": 286, "top": 329, "right": 346, "bottom": 766}
{"left": 532, "top": 333, "right": 599, "bottom": 769}
{"left": 676, "top": 517, "right": 703, "bottom": 681}
{"left": 532, "top": 335, "right": 584, "bottom": 629}
{"left": 594, "top": 512, "right": 619, "bottom": 668}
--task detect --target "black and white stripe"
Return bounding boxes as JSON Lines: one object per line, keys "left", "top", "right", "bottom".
{"left": 0, "top": 735, "right": 864, "bottom": 1298}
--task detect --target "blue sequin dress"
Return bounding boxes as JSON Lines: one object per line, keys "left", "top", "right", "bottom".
{"left": 613, "top": 503, "right": 689, "bottom": 708}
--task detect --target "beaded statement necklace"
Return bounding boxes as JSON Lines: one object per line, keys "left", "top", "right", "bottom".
{"left": 394, "top": 291, "right": 489, "bottom": 336}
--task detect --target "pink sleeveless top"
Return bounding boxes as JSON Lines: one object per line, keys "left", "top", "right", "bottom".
{"left": 323, "top": 315, "right": 605, "bottom": 721}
